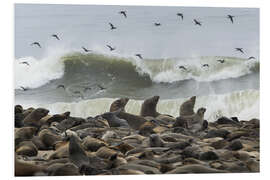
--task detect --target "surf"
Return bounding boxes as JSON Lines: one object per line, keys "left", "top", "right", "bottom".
{"left": 19, "top": 89, "right": 259, "bottom": 122}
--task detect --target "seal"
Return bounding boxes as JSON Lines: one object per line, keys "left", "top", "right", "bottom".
{"left": 100, "top": 109, "right": 129, "bottom": 128}
{"left": 38, "top": 128, "right": 62, "bottom": 148}
{"left": 140, "top": 96, "right": 161, "bottom": 117}
{"left": 138, "top": 121, "right": 157, "bottom": 136}
{"left": 110, "top": 98, "right": 129, "bottom": 112}
{"left": 166, "top": 164, "right": 228, "bottom": 173}
{"left": 117, "top": 112, "right": 147, "bottom": 130}
{"left": 149, "top": 134, "right": 165, "bottom": 147}
{"left": 15, "top": 157, "right": 46, "bottom": 176}
{"left": 176, "top": 107, "right": 206, "bottom": 132}
{"left": 15, "top": 141, "right": 38, "bottom": 157}
{"left": 180, "top": 96, "right": 196, "bottom": 117}
{"left": 82, "top": 136, "right": 107, "bottom": 152}
{"left": 46, "top": 162, "right": 80, "bottom": 176}
{"left": 23, "top": 108, "right": 49, "bottom": 128}
{"left": 69, "top": 135, "right": 89, "bottom": 169}
{"left": 15, "top": 127, "right": 38, "bottom": 146}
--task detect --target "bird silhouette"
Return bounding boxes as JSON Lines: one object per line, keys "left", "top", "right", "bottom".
{"left": 97, "top": 85, "right": 106, "bottom": 90}
{"left": 202, "top": 64, "right": 209, "bottom": 68}
{"left": 19, "top": 61, "right": 30, "bottom": 66}
{"left": 83, "top": 87, "right": 91, "bottom": 92}
{"left": 217, "top": 59, "right": 225, "bottom": 63}
{"left": 248, "top": 56, "right": 256, "bottom": 60}
{"left": 235, "top": 48, "right": 244, "bottom": 54}
{"left": 135, "top": 54, "right": 143, "bottom": 59}
{"left": 20, "top": 86, "right": 28, "bottom": 91}
{"left": 119, "top": 11, "right": 127, "bottom": 18}
{"left": 57, "top": 84, "right": 65, "bottom": 90}
{"left": 178, "top": 66, "right": 187, "bottom": 71}
{"left": 177, "top": 13, "right": 184, "bottom": 20}
{"left": 52, "top": 34, "right": 60, "bottom": 40}
{"left": 227, "top": 15, "right": 235, "bottom": 24}
{"left": 194, "top": 19, "right": 202, "bottom": 26}
{"left": 106, "top": 45, "right": 116, "bottom": 51}
{"left": 31, "top": 42, "right": 41, "bottom": 48}
{"left": 154, "top": 23, "right": 161, "bottom": 26}
{"left": 82, "top": 46, "right": 91, "bottom": 52}
{"left": 73, "top": 91, "right": 84, "bottom": 99}
{"left": 109, "top": 23, "right": 117, "bottom": 30}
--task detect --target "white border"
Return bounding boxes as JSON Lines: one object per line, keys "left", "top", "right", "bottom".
{"left": 1, "top": 0, "right": 269, "bottom": 180}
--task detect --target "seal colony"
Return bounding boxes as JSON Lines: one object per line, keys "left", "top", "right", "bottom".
{"left": 14, "top": 95, "right": 260, "bottom": 176}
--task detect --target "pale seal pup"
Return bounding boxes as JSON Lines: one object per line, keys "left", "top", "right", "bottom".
{"left": 175, "top": 107, "right": 206, "bottom": 132}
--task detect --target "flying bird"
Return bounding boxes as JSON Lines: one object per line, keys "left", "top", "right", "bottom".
{"left": 51, "top": 34, "right": 60, "bottom": 40}
{"left": 19, "top": 61, "right": 30, "bottom": 66}
{"left": 82, "top": 46, "right": 91, "bottom": 52}
{"left": 217, "top": 59, "right": 225, "bottom": 63}
{"left": 227, "top": 15, "right": 235, "bottom": 24}
{"left": 31, "top": 42, "right": 41, "bottom": 48}
{"left": 97, "top": 85, "right": 106, "bottom": 90}
{"left": 57, "top": 84, "right": 65, "bottom": 90}
{"left": 83, "top": 87, "right": 91, "bottom": 92}
{"left": 177, "top": 13, "right": 184, "bottom": 20}
{"left": 202, "top": 64, "right": 209, "bottom": 68}
{"left": 193, "top": 19, "right": 202, "bottom": 26}
{"left": 20, "top": 86, "right": 28, "bottom": 91}
{"left": 119, "top": 11, "right": 127, "bottom": 18}
{"left": 109, "top": 23, "right": 117, "bottom": 30}
{"left": 235, "top": 48, "right": 244, "bottom": 54}
{"left": 154, "top": 23, "right": 161, "bottom": 26}
{"left": 106, "top": 45, "right": 116, "bottom": 51}
{"left": 178, "top": 66, "right": 187, "bottom": 71}
{"left": 135, "top": 54, "right": 143, "bottom": 59}
{"left": 248, "top": 56, "right": 256, "bottom": 60}
{"left": 73, "top": 91, "right": 84, "bottom": 99}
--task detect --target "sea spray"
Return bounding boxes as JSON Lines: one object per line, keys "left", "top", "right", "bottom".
{"left": 19, "top": 89, "right": 259, "bottom": 122}
{"left": 15, "top": 51, "right": 259, "bottom": 89}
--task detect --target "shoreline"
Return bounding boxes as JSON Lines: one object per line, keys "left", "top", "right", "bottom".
{"left": 14, "top": 97, "right": 260, "bottom": 176}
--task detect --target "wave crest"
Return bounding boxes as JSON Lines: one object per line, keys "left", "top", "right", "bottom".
{"left": 15, "top": 50, "right": 259, "bottom": 89}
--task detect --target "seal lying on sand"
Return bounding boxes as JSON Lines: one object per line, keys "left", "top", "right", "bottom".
{"left": 110, "top": 98, "right": 129, "bottom": 112}
{"left": 23, "top": 108, "right": 49, "bottom": 128}
{"left": 140, "top": 96, "right": 161, "bottom": 118}
{"left": 101, "top": 109, "right": 129, "bottom": 128}
{"left": 180, "top": 96, "right": 196, "bottom": 117}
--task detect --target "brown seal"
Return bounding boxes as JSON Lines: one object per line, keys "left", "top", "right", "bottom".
{"left": 23, "top": 108, "right": 49, "bottom": 127}
{"left": 138, "top": 121, "right": 157, "bottom": 136}
{"left": 38, "top": 129, "right": 62, "bottom": 148}
{"left": 15, "top": 127, "right": 38, "bottom": 146}
{"left": 82, "top": 136, "right": 107, "bottom": 152}
{"left": 15, "top": 141, "right": 38, "bottom": 157}
{"left": 110, "top": 98, "right": 129, "bottom": 112}
{"left": 117, "top": 112, "right": 147, "bottom": 130}
{"left": 175, "top": 107, "right": 206, "bottom": 131}
{"left": 140, "top": 96, "right": 161, "bottom": 117}
{"left": 15, "top": 157, "right": 46, "bottom": 176}
{"left": 180, "top": 96, "right": 196, "bottom": 117}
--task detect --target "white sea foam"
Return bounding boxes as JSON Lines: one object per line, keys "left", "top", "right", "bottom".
{"left": 20, "top": 89, "right": 259, "bottom": 122}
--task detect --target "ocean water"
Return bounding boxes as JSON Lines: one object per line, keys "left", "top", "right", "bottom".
{"left": 14, "top": 4, "right": 260, "bottom": 121}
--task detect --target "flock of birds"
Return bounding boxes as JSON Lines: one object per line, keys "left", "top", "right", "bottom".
{"left": 18, "top": 10, "right": 257, "bottom": 94}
